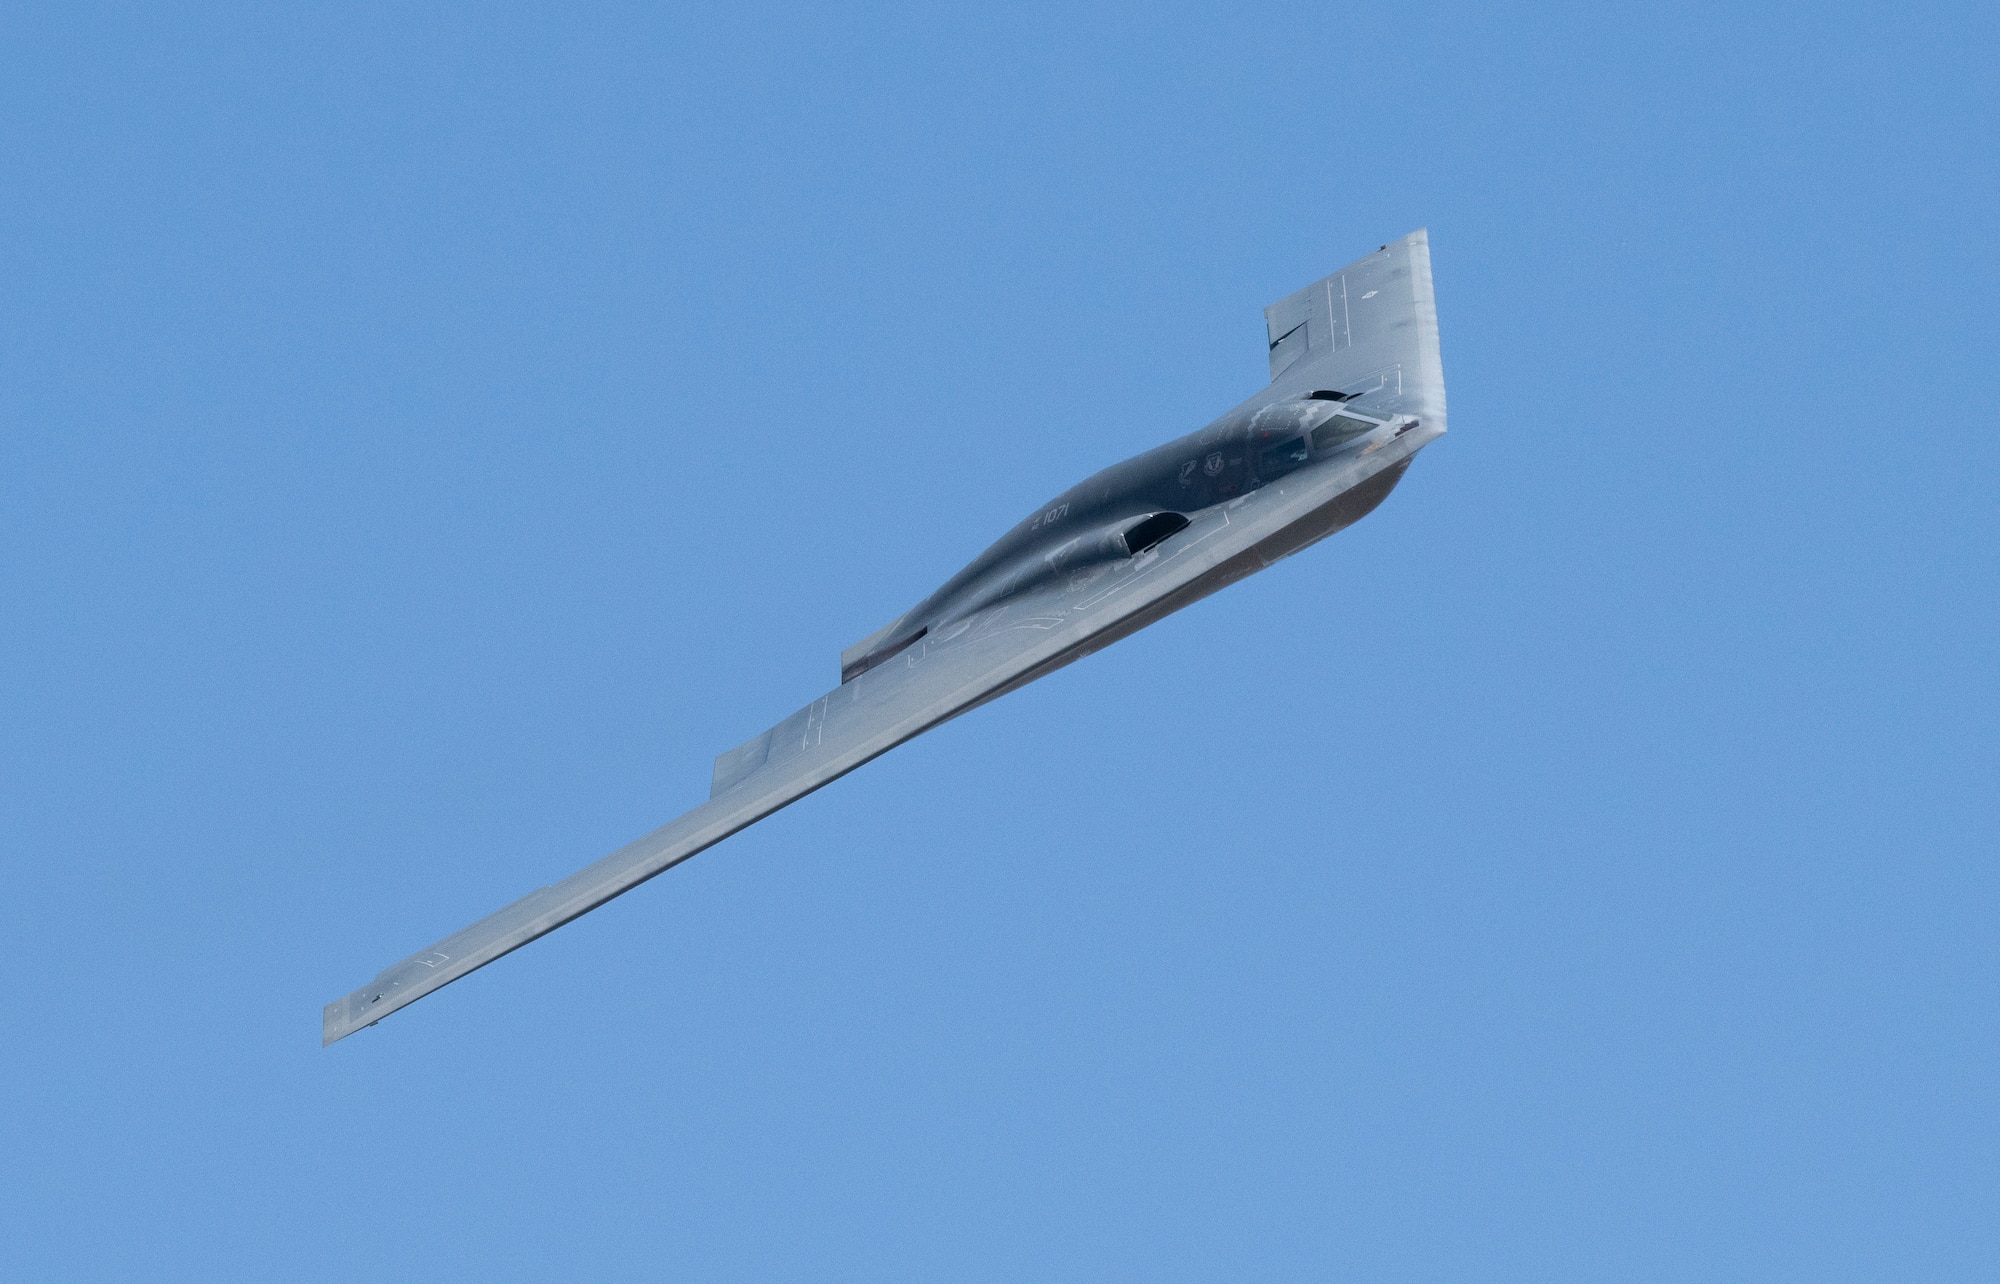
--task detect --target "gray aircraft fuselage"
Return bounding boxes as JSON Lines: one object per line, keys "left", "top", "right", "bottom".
{"left": 842, "top": 392, "right": 1409, "bottom": 682}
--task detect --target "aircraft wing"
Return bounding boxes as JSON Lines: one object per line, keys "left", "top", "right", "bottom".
{"left": 321, "top": 230, "right": 1444, "bottom": 1044}
{"left": 1264, "top": 229, "right": 1446, "bottom": 434}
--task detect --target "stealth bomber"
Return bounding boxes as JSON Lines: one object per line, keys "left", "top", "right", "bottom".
{"left": 323, "top": 230, "right": 1448, "bottom": 1044}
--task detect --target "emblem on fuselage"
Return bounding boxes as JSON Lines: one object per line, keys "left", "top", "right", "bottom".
{"left": 1204, "top": 452, "right": 1226, "bottom": 477}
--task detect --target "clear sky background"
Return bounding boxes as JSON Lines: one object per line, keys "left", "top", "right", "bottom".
{"left": 3, "top": 2, "right": 1995, "bottom": 1279}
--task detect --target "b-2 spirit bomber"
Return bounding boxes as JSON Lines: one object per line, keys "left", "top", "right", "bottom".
{"left": 323, "top": 230, "right": 1448, "bottom": 1044}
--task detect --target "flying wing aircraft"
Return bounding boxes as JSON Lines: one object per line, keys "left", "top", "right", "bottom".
{"left": 323, "top": 229, "right": 1447, "bottom": 1044}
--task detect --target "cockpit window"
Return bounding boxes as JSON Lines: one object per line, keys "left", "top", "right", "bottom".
{"left": 1258, "top": 436, "right": 1310, "bottom": 477}
{"left": 1311, "top": 414, "right": 1377, "bottom": 452}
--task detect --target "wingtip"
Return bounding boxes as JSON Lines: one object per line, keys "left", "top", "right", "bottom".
{"left": 322, "top": 996, "right": 365, "bottom": 1047}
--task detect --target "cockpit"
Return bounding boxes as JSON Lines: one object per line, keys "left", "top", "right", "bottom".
{"left": 1310, "top": 413, "right": 1378, "bottom": 452}
{"left": 1248, "top": 399, "right": 1383, "bottom": 485}
{"left": 1257, "top": 435, "right": 1311, "bottom": 478}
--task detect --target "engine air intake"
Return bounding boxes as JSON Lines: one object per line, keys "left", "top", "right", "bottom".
{"left": 1120, "top": 512, "right": 1190, "bottom": 557}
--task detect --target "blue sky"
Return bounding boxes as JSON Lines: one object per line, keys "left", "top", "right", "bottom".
{"left": 3, "top": 1, "right": 1995, "bottom": 1278}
